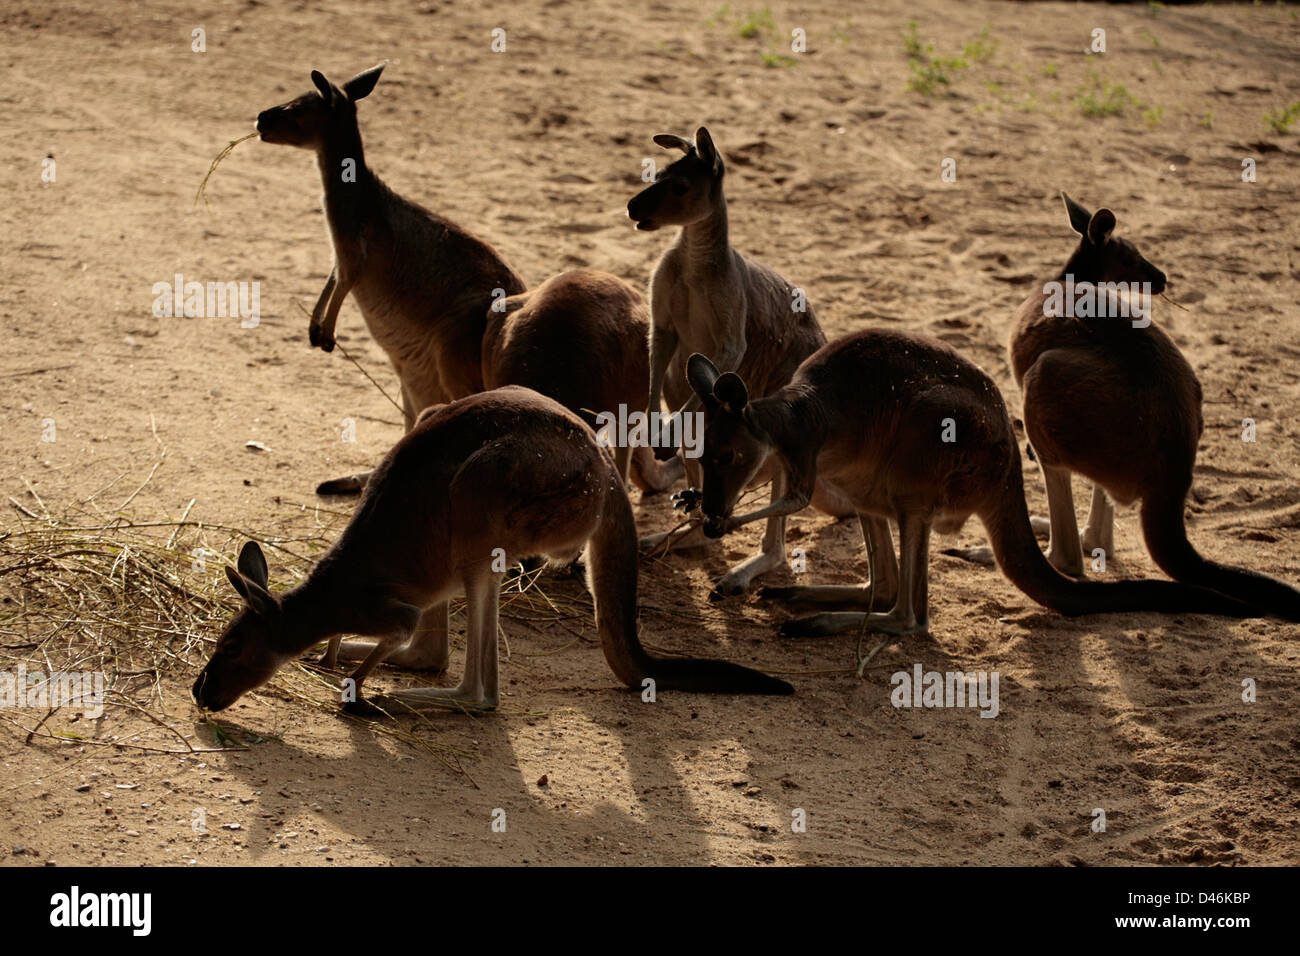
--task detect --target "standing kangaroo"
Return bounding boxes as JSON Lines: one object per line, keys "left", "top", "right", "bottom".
{"left": 191, "top": 388, "right": 793, "bottom": 715}
{"left": 255, "top": 63, "right": 672, "bottom": 496}
{"left": 682, "top": 333, "right": 1263, "bottom": 639}
{"left": 1007, "top": 193, "right": 1300, "bottom": 620}
{"left": 626, "top": 127, "right": 856, "bottom": 596}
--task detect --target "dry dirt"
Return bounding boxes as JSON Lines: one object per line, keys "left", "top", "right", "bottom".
{"left": 1, "top": 0, "right": 1299, "bottom": 866}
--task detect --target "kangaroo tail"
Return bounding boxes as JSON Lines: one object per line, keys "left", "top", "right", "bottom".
{"left": 982, "top": 453, "right": 1261, "bottom": 619}
{"left": 587, "top": 477, "right": 794, "bottom": 695}
{"left": 1138, "top": 485, "right": 1300, "bottom": 622}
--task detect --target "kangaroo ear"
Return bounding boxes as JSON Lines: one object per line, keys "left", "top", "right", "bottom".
{"left": 1087, "top": 208, "right": 1116, "bottom": 245}
{"left": 695, "top": 127, "right": 721, "bottom": 173}
{"left": 343, "top": 62, "right": 385, "bottom": 101}
{"left": 653, "top": 133, "right": 693, "bottom": 154}
{"left": 236, "top": 541, "right": 269, "bottom": 589}
{"left": 224, "top": 564, "right": 278, "bottom": 617}
{"left": 687, "top": 353, "right": 720, "bottom": 402}
{"left": 311, "top": 70, "right": 340, "bottom": 105}
{"left": 1061, "top": 191, "right": 1092, "bottom": 237}
{"left": 713, "top": 371, "right": 749, "bottom": 415}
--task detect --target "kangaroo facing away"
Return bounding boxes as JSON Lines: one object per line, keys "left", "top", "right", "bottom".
{"left": 626, "top": 127, "right": 856, "bottom": 596}
{"left": 681, "top": 332, "right": 1264, "bottom": 639}
{"left": 254, "top": 63, "right": 672, "bottom": 497}
{"left": 1006, "top": 192, "right": 1300, "bottom": 620}
{"left": 191, "top": 388, "right": 793, "bottom": 715}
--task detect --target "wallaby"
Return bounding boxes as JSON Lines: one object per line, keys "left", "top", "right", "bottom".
{"left": 680, "top": 333, "right": 1263, "bottom": 639}
{"left": 626, "top": 127, "right": 855, "bottom": 595}
{"left": 254, "top": 63, "right": 674, "bottom": 496}
{"left": 1003, "top": 192, "right": 1300, "bottom": 620}
{"left": 191, "top": 387, "right": 793, "bottom": 715}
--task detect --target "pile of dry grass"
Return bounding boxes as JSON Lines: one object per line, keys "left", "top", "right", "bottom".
{"left": 0, "top": 502, "right": 484, "bottom": 775}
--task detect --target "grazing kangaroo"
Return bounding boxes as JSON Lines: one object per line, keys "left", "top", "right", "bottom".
{"left": 626, "top": 127, "right": 856, "bottom": 595}
{"left": 681, "top": 334, "right": 1262, "bottom": 639}
{"left": 191, "top": 388, "right": 793, "bottom": 715}
{"left": 255, "top": 63, "right": 673, "bottom": 496}
{"left": 1005, "top": 192, "right": 1300, "bottom": 620}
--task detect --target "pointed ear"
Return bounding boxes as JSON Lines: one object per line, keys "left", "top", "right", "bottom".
{"left": 237, "top": 541, "right": 269, "bottom": 589}
{"left": 1061, "top": 191, "right": 1092, "bottom": 237}
{"left": 653, "top": 133, "right": 693, "bottom": 154}
{"left": 343, "top": 62, "right": 385, "bottom": 101}
{"left": 225, "top": 565, "right": 278, "bottom": 618}
{"left": 687, "top": 353, "right": 720, "bottom": 402}
{"left": 713, "top": 372, "right": 749, "bottom": 415}
{"left": 311, "top": 70, "right": 340, "bottom": 105}
{"left": 1087, "top": 208, "right": 1116, "bottom": 245}
{"left": 695, "top": 127, "right": 721, "bottom": 173}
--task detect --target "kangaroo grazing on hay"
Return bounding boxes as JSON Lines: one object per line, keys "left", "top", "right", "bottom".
{"left": 1005, "top": 192, "right": 1300, "bottom": 621}
{"left": 626, "top": 127, "right": 857, "bottom": 596}
{"left": 681, "top": 334, "right": 1263, "bottom": 639}
{"left": 254, "top": 63, "right": 670, "bottom": 496}
{"left": 191, "top": 388, "right": 793, "bottom": 715}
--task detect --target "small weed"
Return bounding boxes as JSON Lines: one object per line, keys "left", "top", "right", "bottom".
{"left": 736, "top": 7, "right": 776, "bottom": 39}
{"left": 1200, "top": 109, "right": 1213, "bottom": 129}
{"left": 902, "top": 21, "right": 996, "bottom": 97}
{"left": 1263, "top": 101, "right": 1300, "bottom": 134}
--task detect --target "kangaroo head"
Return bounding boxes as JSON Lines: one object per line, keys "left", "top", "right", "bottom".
{"left": 255, "top": 63, "right": 385, "bottom": 150}
{"left": 687, "top": 354, "right": 770, "bottom": 538}
{"left": 192, "top": 541, "right": 291, "bottom": 712}
{"left": 1060, "top": 191, "right": 1167, "bottom": 293}
{"left": 627, "top": 127, "right": 724, "bottom": 231}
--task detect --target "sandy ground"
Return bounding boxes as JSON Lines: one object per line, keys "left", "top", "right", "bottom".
{"left": 1, "top": 0, "right": 1298, "bottom": 866}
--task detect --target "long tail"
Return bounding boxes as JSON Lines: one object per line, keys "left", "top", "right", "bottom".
{"left": 981, "top": 453, "right": 1261, "bottom": 619}
{"left": 587, "top": 478, "right": 794, "bottom": 695}
{"left": 1139, "top": 485, "right": 1300, "bottom": 622}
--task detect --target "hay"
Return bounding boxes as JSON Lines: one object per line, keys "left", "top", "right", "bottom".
{"left": 193, "top": 131, "right": 258, "bottom": 208}
{"left": 0, "top": 502, "right": 476, "bottom": 775}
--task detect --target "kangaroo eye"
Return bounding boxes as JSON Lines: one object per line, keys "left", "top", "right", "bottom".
{"left": 716, "top": 450, "right": 735, "bottom": 466}
{"left": 671, "top": 181, "right": 689, "bottom": 196}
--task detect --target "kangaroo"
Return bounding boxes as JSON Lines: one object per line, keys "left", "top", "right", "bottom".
{"left": 254, "top": 63, "right": 674, "bottom": 496}
{"left": 1005, "top": 192, "right": 1300, "bottom": 620}
{"left": 626, "top": 127, "right": 856, "bottom": 596}
{"left": 191, "top": 387, "right": 793, "bottom": 715}
{"left": 680, "top": 334, "right": 1263, "bottom": 639}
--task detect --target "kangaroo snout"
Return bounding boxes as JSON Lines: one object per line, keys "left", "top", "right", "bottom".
{"left": 627, "top": 192, "right": 658, "bottom": 231}
{"left": 255, "top": 109, "right": 276, "bottom": 139}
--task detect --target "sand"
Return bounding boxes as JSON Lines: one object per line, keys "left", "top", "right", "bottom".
{"left": 1, "top": 0, "right": 1297, "bottom": 866}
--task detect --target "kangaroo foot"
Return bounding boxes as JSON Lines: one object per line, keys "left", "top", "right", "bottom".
{"left": 316, "top": 473, "right": 369, "bottom": 496}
